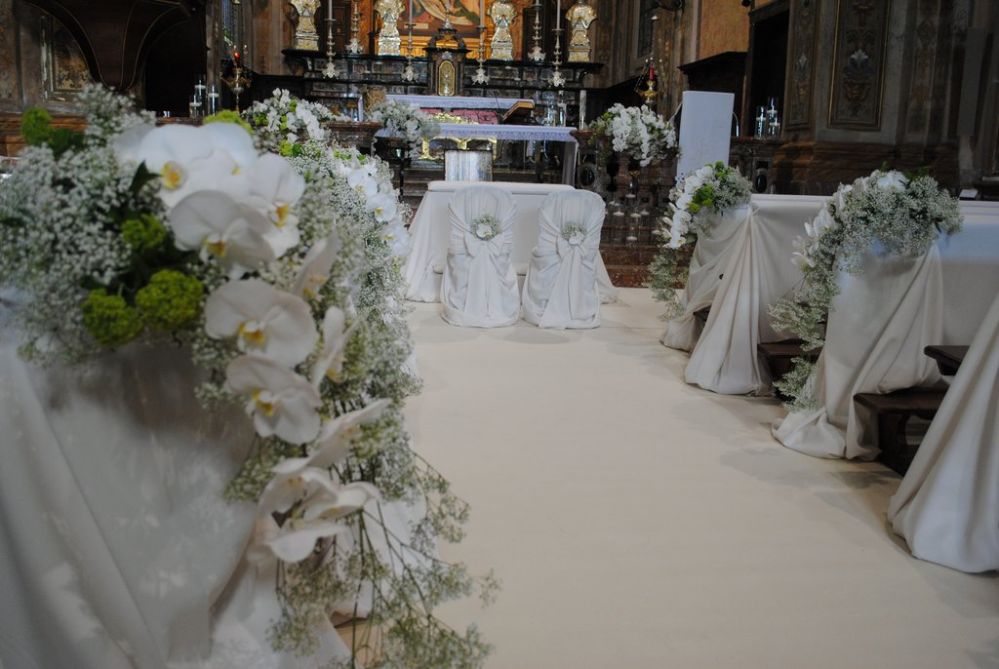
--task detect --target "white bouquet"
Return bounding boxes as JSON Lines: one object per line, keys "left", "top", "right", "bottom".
{"left": 369, "top": 99, "right": 441, "bottom": 159}
{"left": 591, "top": 104, "right": 677, "bottom": 166}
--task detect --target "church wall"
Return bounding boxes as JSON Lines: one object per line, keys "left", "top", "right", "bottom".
{"left": 696, "top": 0, "right": 749, "bottom": 60}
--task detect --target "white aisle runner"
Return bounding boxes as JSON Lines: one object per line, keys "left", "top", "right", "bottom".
{"left": 403, "top": 289, "right": 999, "bottom": 669}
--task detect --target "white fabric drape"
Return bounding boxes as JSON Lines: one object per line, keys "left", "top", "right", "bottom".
{"left": 773, "top": 248, "right": 945, "bottom": 460}
{"left": 683, "top": 197, "right": 823, "bottom": 394}
{"left": 440, "top": 185, "right": 521, "bottom": 327}
{"left": 522, "top": 191, "right": 605, "bottom": 329}
{"left": 888, "top": 293, "right": 999, "bottom": 573}
{"left": 0, "top": 336, "right": 354, "bottom": 668}
{"left": 403, "top": 181, "right": 618, "bottom": 304}
{"left": 662, "top": 204, "right": 751, "bottom": 351}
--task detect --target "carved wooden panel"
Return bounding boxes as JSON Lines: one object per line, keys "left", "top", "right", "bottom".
{"left": 40, "top": 15, "right": 91, "bottom": 102}
{"left": 785, "top": 0, "right": 816, "bottom": 129}
{"left": 0, "top": 0, "right": 18, "bottom": 103}
{"left": 828, "top": 0, "right": 890, "bottom": 129}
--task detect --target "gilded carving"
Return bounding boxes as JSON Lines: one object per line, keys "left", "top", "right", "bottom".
{"left": 42, "top": 16, "right": 91, "bottom": 102}
{"left": 829, "top": 0, "right": 890, "bottom": 129}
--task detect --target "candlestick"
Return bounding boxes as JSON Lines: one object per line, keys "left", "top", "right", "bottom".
{"left": 556, "top": 0, "right": 561, "bottom": 30}
{"left": 528, "top": 0, "right": 545, "bottom": 63}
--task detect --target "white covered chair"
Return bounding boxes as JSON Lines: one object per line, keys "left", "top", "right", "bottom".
{"left": 440, "top": 185, "right": 520, "bottom": 328}
{"left": 521, "top": 190, "right": 605, "bottom": 329}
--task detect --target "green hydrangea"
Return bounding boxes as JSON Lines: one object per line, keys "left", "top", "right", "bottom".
{"left": 204, "top": 110, "right": 253, "bottom": 133}
{"left": 121, "top": 213, "right": 167, "bottom": 252}
{"left": 135, "top": 269, "right": 204, "bottom": 332}
{"left": 81, "top": 289, "right": 143, "bottom": 348}
{"left": 21, "top": 107, "right": 54, "bottom": 147}
{"left": 278, "top": 140, "right": 303, "bottom": 158}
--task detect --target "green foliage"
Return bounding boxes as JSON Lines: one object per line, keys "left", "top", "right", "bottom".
{"left": 134, "top": 269, "right": 204, "bottom": 332}
{"left": 121, "top": 214, "right": 168, "bottom": 253}
{"left": 21, "top": 107, "right": 84, "bottom": 156}
{"left": 81, "top": 288, "right": 143, "bottom": 348}
{"left": 204, "top": 110, "right": 253, "bottom": 133}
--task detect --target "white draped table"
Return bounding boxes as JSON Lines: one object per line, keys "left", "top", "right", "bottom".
{"left": 677, "top": 198, "right": 999, "bottom": 396}
{"left": 403, "top": 181, "right": 618, "bottom": 304}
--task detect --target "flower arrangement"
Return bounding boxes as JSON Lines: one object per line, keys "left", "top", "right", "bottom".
{"left": 472, "top": 214, "right": 501, "bottom": 241}
{"left": 561, "top": 222, "right": 587, "bottom": 246}
{"left": 244, "top": 88, "right": 350, "bottom": 156}
{"left": 590, "top": 104, "right": 677, "bottom": 167}
{"left": 0, "top": 85, "right": 494, "bottom": 667}
{"left": 368, "top": 100, "right": 441, "bottom": 159}
{"left": 648, "top": 162, "right": 752, "bottom": 318}
{"left": 769, "top": 169, "right": 963, "bottom": 408}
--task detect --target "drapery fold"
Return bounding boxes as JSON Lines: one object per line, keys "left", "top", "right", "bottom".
{"left": 522, "top": 191, "right": 604, "bottom": 329}
{"left": 440, "top": 185, "right": 520, "bottom": 327}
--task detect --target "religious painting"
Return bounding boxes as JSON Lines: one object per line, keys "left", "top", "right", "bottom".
{"left": 41, "top": 15, "right": 91, "bottom": 102}
{"left": 408, "top": 0, "right": 482, "bottom": 31}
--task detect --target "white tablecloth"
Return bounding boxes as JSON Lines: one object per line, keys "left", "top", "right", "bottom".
{"left": 403, "top": 181, "right": 618, "bottom": 304}
{"left": 0, "top": 335, "right": 352, "bottom": 668}
{"left": 888, "top": 293, "right": 999, "bottom": 573}
{"left": 684, "top": 198, "right": 999, "bottom": 396}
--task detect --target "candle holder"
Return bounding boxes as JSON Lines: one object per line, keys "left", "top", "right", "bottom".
{"left": 221, "top": 46, "right": 252, "bottom": 112}
{"left": 472, "top": 26, "right": 489, "bottom": 84}
{"left": 550, "top": 27, "right": 566, "bottom": 88}
{"left": 528, "top": 0, "right": 545, "bottom": 63}
{"left": 402, "top": 21, "right": 418, "bottom": 82}
{"left": 346, "top": 0, "right": 362, "bottom": 54}
{"left": 322, "top": 1, "right": 339, "bottom": 78}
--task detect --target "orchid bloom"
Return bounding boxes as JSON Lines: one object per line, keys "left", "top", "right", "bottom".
{"left": 226, "top": 355, "right": 322, "bottom": 444}
{"left": 294, "top": 233, "right": 342, "bottom": 299}
{"left": 246, "top": 153, "right": 307, "bottom": 258}
{"left": 262, "top": 480, "right": 380, "bottom": 563}
{"left": 347, "top": 167, "right": 379, "bottom": 198}
{"left": 311, "top": 306, "right": 359, "bottom": 387}
{"left": 205, "top": 279, "right": 318, "bottom": 367}
{"left": 381, "top": 220, "right": 411, "bottom": 259}
{"left": 270, "top": 399, "right": 391, "bottom": 476}
{"left": 367, "top": 192, "right": 398, "bottom": 224}
{"left": 168, "top": 191, "right": 275, "bottom": 278}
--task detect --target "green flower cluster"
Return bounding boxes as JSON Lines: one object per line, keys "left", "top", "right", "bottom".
{"left": 21, "top": 107, "right": 84, "bottom": 157}
{"left": 204, "top": 110, "right": 253, "bottom": 133}
{"left": 135, "top": 269, "right": 204, "bottom": 332}
{"left": 82, "top": 289, "right": 144, "bottom": 348}
{"left": 121, "top": 214, "right": 167, "bottom": 253}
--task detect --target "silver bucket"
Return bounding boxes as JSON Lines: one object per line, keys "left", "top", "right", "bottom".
{"left": 445, "top": 149, "right": 493, "bottom": 182}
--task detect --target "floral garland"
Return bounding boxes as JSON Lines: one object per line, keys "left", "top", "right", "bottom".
{"left": 368, "top": 100, "right": 441, "bottom": 159}
{"left": 244, "top": 88, "right": 351, "bottom": 156}
{"left": 648, "top": 162, "right": 752, "bottom": 318}
{"left": 561, "top": 222, "right": 587, "bottom": 246}
{"left": 0, "top": 85, "right": 494, "bottom": 667}
{"left": 590, "top": 104, "right": 677, "bottom": 167}
{"left": 471, "top": 214, "right": 501, "bottom": 241}
{"left": 769, "top": 169, "right": 963, "bottom": 408}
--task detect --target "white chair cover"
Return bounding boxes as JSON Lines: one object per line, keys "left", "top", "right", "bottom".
{"left": 774, "top": 248, "right": 944, "bottom": 460}
{"left": 662, "top": 204, "right": 751, "bottom": 350}
{"left": 440, "top": 185, "right": 520, "bottom": 327}
{"left": 522, "top": 190, "right": 605, "bottom": 329}
{"left": 888, "top": 293, "right": 999, "bottom": 573}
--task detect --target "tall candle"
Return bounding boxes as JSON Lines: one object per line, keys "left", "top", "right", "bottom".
{"left": 408, "top": 0, "right": 414, "bottom": 24}
{"left": 479, "top": 0, "right": 485, "bottom": 27}
{"left": 556, "top": 0, "right": 561, "bottom": 29}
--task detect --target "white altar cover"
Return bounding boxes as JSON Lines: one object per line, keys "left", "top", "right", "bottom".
{"left": 522, "top": 190, "right": 605, "bottom": 329}
{"left": 888, "top": 293, "right": 999, "bottom": 573}
{"left": 0, "top": 333, "right": 356, "bottom": 668}
{"left": 403, "top": 181, "right": 619, "bottom": 304}
{"left": 440, "top": 185, "right": 521, "bottom": 327}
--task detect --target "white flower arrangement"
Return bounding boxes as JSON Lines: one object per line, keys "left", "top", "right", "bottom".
{"left": 0, "top": 85, "right": 494, "bottom": 667}
{"left": 561, "top": 222, "right": 587, "bottom": 246}
{"left": 244, "top": 88, "right": 350, "bottom": 155}
{"left": 769, "top": 168, "right": 963, "bottom": 407}
{"left": 368, "top": 99, "right": 441, "bottom": 159}
{"left": 590, "top": 104, "right": 677, "bottom": 167}
{"left": 648, "top": 162, "right": 752, "bottom": 318}
{"left": 472, "top": 214, "right": 501, "bottom": 241}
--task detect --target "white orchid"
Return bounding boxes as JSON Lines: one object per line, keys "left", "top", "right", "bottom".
{"left": 271, "top": 399, "right": 392, "bottom": 477}
{"left": 226, "top": 354, "right": 322, "bottom": 444}
{"left": 294, "top": 233, "right": 342, "bottom": 299}
{"left": 246, "top": 153, "right": 307, "bottom": 257}
{"left": 368, "top": 192, "right": 398, "bottom": 223}
{"left": 205, "top": 279, "right": 318, "bottom": 366}
{"left": 168, "top": 190, "right": 275, "bottom": 278}
{"left": 311, "top": 305, "right": 359, "bottom": 387}
{"left": 261, "top": 480, "right": 380, "bottom": 563}
{"left": 381, "top": 220, "right": 411, "bottom": 258}
{"left": 347, "top": 167, "right": 379, "bottom": 198}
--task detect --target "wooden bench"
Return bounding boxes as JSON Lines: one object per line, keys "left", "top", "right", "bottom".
{"left": 853, "top": 388, "right": 947, "bottom": 475}
{"left": 757, "top": 340, "right": 822, "bottom": 399}
{"left": 923, "top": 345, "right": 969, "bottom": 376}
